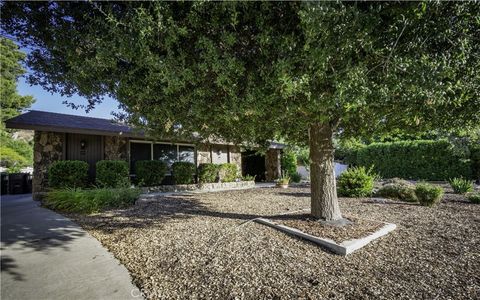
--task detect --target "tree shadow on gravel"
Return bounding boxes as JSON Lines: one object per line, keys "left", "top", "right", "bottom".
{"left": 75, "top": 194, "right": 306, "bottom": 233}
{"left": 276, "top": 192, "right": 310, "bottom": 198}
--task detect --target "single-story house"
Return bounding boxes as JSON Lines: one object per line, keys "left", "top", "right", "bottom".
{"left": 6, "top": 110, "right": 284, "bottom": 200}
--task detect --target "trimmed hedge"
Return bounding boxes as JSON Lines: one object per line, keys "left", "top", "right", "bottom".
{"left": 96, "top": 160, "right": 129, "bottom": 188}
{"left": 172, "top": 161, "right": 196, "bottom": 184}
{"left": 355, "top": 140, "right": 471, "bottom": 180}
{"left": 218, "top": 163, "right": 238, "bottom": 183}
{"left": 48, "top": 160, "right": 89, "bottom": 189}
{"left": 135, "top": 160, "right": 167, "bottom": 186}
{"left": 198, "top": 163, "right": 219, "bottom": 183}
{"left": 471, "top": 144, "right": 480, "bottom": 183}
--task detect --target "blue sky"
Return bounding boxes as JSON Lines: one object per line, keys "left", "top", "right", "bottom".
{"left": 15, "top": 43, "right": 121, "bottom": 119}
{"left": 18, "top": 77, "right": 121, "bottom": 119}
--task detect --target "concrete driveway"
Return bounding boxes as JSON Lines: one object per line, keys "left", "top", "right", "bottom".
{"left": 1, "top": 194, "right": 142, "bottom": 300}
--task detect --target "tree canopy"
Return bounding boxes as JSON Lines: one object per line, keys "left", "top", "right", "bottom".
{"left": 2, "top": 2, "right": 478, "bottom": 145}
{"left": 0, "top": 37, "right": 35, "bottom": 123}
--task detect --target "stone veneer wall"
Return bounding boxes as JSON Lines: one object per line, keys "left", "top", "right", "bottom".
{"left": 104, "top": 136, "right": 129, "bottom": 161}
{"left": 33, "top": 131, "right": 65, "bottom": 200}
{"left": 265, "top": 148, "right": 281, "bottom": 181}
{"left": 228, "top": 145, "right": 242, "bottom": 176}
{"left": 196, "top": 144, "right": 242, "bottom": 176}
{"left": 196, "top": 144, "right": 211, "bottom": 165}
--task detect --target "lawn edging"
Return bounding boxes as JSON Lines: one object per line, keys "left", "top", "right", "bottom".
{"left": 141, "top": 180, "right": 256, "bottom": 194}
{"left": 254, "top": 217, "right": 396, "bottom": 256}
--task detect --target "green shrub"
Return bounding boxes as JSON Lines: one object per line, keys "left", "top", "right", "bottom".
{"left": 337, "top": 166, "right": 377, "bottom": 197}
{"left": 290, "top": 172, "right": 302, "bottom": 183}
{"left": 48, "top": 160, "right": 89, "bottom": 189}
{"left": 468, "top": 192, "right": 480, "bottom": 204}
{"left": 376, "top": 182, "right": 417, "bottom": 202}
{"left": 449, "top": 177, "right": 473, "bottom": 194}
{"left": 470, "top": 144, "right": 480, "bottom": 183}
{"left": 281, "top": 149, "right": 297, "bottom": 177}
{"left": 135, "top": 160, "right": 167, "bottom": 186}
{"left": 218, "top": 163, "right": 238, "bottom": 182}
{"left": 198, "top": 163, "right": 218, "bottom": 183}
{"left": 356, "top": 140, "right": 471, "bottom": 180}
{"left": 242, "top": 174, "right": 256, "bottom": 181}
{"left": 44, "top": 187, "right": 141, "bottom": 214}
{"left": 96, "top": 160, "right": 129, "bottom": 188}
{"left": 415, "top": 183, "right": 444, "bottom": 207}
{"left": 172, "top": 161, "right": 196, "bottom": 184}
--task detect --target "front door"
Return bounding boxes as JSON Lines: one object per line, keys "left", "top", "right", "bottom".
{"left": 66, "top": 133, "right": 103, "bottom": 179}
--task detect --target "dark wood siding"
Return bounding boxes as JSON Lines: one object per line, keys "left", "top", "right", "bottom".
{"left": 66, "top": 133, "right": 103, "bottom": 179}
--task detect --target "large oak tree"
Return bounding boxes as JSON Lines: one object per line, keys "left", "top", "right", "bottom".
{"left": 2, "top": 2, "right": 478, "bottom": 220}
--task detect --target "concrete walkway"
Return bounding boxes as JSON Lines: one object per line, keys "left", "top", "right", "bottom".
{"left": 1, "top": 194, "right": 142, "bottom": 300}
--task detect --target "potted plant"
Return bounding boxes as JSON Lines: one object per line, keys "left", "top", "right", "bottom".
{"left": 276, "top": 172, "right": 290, "bottom": 188}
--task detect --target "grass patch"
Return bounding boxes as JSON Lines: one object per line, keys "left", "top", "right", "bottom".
{"left": 45, "top": 187, "right": 141, "bottom": 214}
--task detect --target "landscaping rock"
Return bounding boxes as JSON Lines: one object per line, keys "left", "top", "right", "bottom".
{"left": 72, "top": 187, "right": 480, "bottom": 299}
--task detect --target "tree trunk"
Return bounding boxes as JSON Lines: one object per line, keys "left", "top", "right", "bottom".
{"left": 309, "top": 123, "right": 342, "bottom": 221}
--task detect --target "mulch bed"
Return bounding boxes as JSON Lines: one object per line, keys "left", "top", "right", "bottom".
{"left": 269, "top": 213, "right": 385, "bottom": 243}
{"left": 71, "top": 187, "right": 480, "bottom": 300}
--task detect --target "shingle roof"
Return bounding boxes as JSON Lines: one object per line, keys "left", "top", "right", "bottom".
{"left": 5, "top": 110, "right": 143, "bottom": 137}
{"left": 5, "top": 110, "right": 286, "bottom": 149}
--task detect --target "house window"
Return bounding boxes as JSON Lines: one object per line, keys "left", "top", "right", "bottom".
{"left": 179, "top": 146, "right": 195, "bottom": 163}
{"left": 153, "top": 144, "right": 177, "bottom": 168}
{"left": 130, "top": 141, "right": 196, "bottom": 174}
{"left": 130, "top": 142, "right": 152, "bottom": 172}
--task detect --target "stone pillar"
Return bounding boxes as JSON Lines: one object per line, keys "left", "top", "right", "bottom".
{"left": 228, "top": 145, "right": 242, "bottom": 177}
{"left": 33, "top": 131, "right": 65, "bottom": 200}
{"left": 265, "top": 149, "right": 281, "bottom": 181}
{"left": 104, "top": 136, "right": 129, "bottom": 161}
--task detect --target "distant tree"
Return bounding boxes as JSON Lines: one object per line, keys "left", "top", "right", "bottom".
{"left": 0, "top": 37, "right": 35, "bottom": 171}
{"left": 2, "top": 2, "right": 479, "bottom": 220}
{"left": 0, "top": 37, "right": 34, "bottom": 123}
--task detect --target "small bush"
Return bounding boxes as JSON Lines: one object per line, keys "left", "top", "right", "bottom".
{"left": 468, "top": 192, "right": 480, "bottom": 204}
{"left": 198, "top": 163, "right": 219, "bottom": 183}
{"left": 281, "top": 149, "right": 297, "bottom": 177}
{"left": 218, "top": 163, "right": 238, "bottom": 182}
{"left": 337, "top": 166, "right": 377, "bottom": 197}
{"left": 376, "top": 183, "right": 417, "bottom": 202}
{"left": 242, "top": 174, "right": 256, "bottom": 181}
{"left": 415, "top": 183, "right": 444, "bottom": 207}
{"left": 172, "top": 161, "right": 196, "bottom": 184}
{"left": 96, "top": 160, "right": 129, "bottom": 188}
{"left": 290, "top": 172, "right": 302, "bottom": 183}
{"left": 135, "top": 160, "right": 167, "bottom": 186}
{"left": 45, "top": 187, "right": 141, "bottom": 214}
{"left": 449, "top": 177, "right": 473, "bottom": 194}
{"left": 48, "top": 160, "right": 89, "bottom": 189}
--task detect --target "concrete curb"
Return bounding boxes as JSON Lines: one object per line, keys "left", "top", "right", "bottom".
{"left": 254, "top": 218, "right": 396, "bottom": 256}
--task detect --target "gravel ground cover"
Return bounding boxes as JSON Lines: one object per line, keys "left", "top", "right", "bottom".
{"left": 269, "top": 214, "right": 385, "bottom": 243}
{"left": 72, "top": 186, "right": 480, "bottom": 299}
